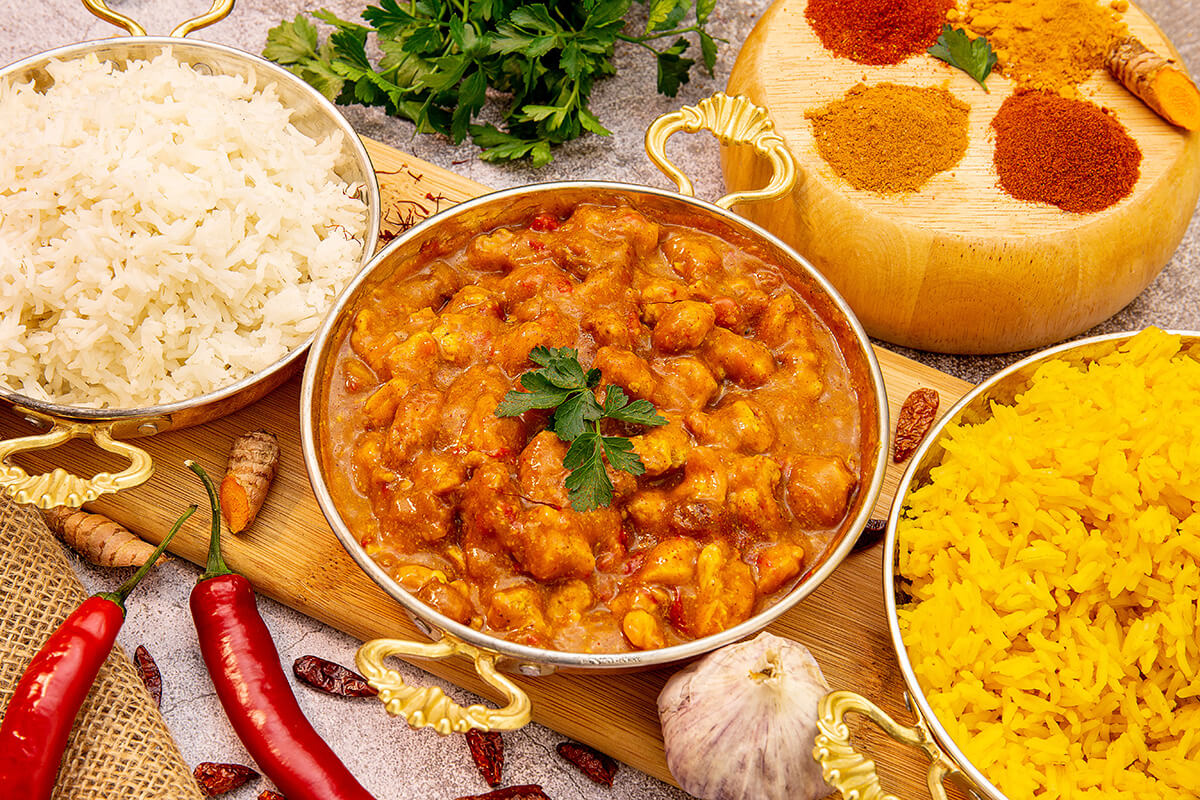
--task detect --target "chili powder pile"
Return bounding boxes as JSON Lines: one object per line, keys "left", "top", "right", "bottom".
{"left": 806, "top": 83, "right": 970, "bottom": 194}
{"left": 805, "top": 0, "right": 955, "bottom": 65}
{"left": 991, "top": 91, "right": 1141, "bottom": 213}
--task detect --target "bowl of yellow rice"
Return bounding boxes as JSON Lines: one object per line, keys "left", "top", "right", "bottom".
{"left": 815, "top": 327, "right": 1200, "bottom": 800}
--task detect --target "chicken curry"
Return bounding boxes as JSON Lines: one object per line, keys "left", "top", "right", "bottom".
{"left": 322, "top": 202, "right": 867, "bottom": 653}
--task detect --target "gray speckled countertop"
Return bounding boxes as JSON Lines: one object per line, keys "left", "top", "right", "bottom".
{"left": 2, "top": 1, "right": 1198, "bottom": 798}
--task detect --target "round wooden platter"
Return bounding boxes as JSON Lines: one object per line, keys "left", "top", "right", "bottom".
{"left": 722, "top": 0, "right": 1200, "bottom": 354}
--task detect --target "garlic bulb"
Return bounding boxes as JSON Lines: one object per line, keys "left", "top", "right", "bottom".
{"left": 657, "top": 631, "right": 834, "bottom": 800}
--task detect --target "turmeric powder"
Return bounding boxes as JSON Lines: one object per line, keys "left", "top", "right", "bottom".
{"left": 953, "top": 0, "right": 1128, "bottom": 94}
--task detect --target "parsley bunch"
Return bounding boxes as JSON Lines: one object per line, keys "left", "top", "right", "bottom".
{"left": 264, "top": 0, "right": 722, "bottom": 166}
{"left": 496, "top": 346, "right": 666, "bottom": 512}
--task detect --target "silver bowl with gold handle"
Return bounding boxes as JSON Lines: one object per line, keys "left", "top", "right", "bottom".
{"left": 814, "top": 329, "right": 1197, "bottom": 800}
{"left": 299, "top": 93, "right": 889, "bottom": 734}
{"left": 0, "top": 0, "right": 380, "bottom": 509}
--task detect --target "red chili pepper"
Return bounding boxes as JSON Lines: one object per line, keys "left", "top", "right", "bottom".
{"left": 186, "top": 461, "right": 376, "bottom": 800}
{"left": 0, "top": 503, "right": 196, "bottom": 800}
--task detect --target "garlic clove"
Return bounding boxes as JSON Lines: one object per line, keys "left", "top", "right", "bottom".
{"left": 657, "top": 631, "right": 834, "bottom": 800}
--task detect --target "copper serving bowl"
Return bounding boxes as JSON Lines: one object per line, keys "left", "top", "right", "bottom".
{"left": 814, "top": 329, "right": 1200, "bottom": 800}
{"left": 0, "top": 0, "right": 380, "bottom": 509}
{"left": 298, "top": 94, "right": 890, "bottom": 734}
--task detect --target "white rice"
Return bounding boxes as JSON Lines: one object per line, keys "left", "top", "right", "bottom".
{"left": 0, "top": 51, "right": 368, "bottom": 408}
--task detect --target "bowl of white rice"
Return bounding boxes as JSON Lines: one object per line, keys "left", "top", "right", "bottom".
{"left": 0, "top": 3, "right": 380, "bottom": 507}
{"left": 814, "top": 327, "right": 1200, "bottom": 800}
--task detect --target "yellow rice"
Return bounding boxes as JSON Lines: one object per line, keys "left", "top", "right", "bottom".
{"left": 897, "top": 327, "right": 1200, "bottom": 799}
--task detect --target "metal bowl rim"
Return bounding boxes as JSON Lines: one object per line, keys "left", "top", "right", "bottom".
{"left": 301, "top": 178, "right": 890, "bottom": 670}
{"left": 883, "top": 328, "right": 1198, "bottom": 800}
{"left": 0, "top": 35, "right": 381, "bottom": 424}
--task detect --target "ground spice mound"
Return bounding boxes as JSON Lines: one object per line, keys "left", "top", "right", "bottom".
{"left": 992, "top": 91, "right": 1141, "bottom": 213}
{"left": 806, "top": 83, "right": 970, "bottom": 194}
{"left": 805, "top": 0, "right": 955, "bottom": 66}
{"left": 955, "top": 0, "right": 1127, "bottom": 93}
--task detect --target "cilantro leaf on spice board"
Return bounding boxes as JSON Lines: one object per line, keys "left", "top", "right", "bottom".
{"left": 263, "top": 1, "right": 724, "bottom": 167}
{"left": 928, "top": 25, "right": 998, "bottom": 91}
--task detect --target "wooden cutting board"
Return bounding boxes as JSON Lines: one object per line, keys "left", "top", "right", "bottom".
{"left": 723, "top": 0, "right": 1200, "bottom": 355}
{"left": 0, "top": 139, "right": 975, "bottom": 797}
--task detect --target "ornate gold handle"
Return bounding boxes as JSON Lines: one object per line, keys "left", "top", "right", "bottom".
{"left": 81, "top": 0, "right": 235, "bottom": 38}
{"left": 814, "top": 690, "right": 962, "bottom": 800}
{"left": 0, "top": 421, "right": 154, "bottom": 508}
{"left": 644, "top": 92, "right": 797, "bottom": 210}
{"left": 356, "top": 636, "right": 532, "bottom": 735}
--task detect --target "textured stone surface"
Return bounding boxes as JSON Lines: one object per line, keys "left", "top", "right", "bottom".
{"left": 2, "top": 1, "right": 1198, "bottom": 798}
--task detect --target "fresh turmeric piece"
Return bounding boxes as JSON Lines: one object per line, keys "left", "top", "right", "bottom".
{"left": 1107, "top": 36, "right": 1200, "bottom": 131}
{"left": 40, "top": 506, "right": 167, "bottom": 568}
{"left": 220, "top": 429, "right": 281, "bottom": 533}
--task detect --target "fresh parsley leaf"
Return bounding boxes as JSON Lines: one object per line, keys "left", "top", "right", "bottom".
{"left": 647, "top": 0, "right": 691, "bottom": 33}
{"left": 496, "top": 348, "right": 666, "bottom": 511}
{"left": 655, "top": 37, "right": 694, "bottom": 97}
{"left": 403, "top": 24, "right": 444, "bottom": 55}
{"left": 526, "top": 346, "right": 558, "bottom": 367}
{"left": 553, "top": 391, "right": 604, "bottom": 442}
{"left": 606, "top": 395, "right": 668, "bottom": 427}
{"left": 563, "top": 433, "right": 613, "bottom": 512}
{"left": 927, "top": 25, "right": 997, "bottom": 93}
{"left": 698, "top": 29, "right": 718, "bottom": 74}
{"left": 263, "top": 14, "right": 321, "bottom": 65}
{"left": 601, "top": 436, "right": 645, "bottom": 476}
{"left": 361, "top": 0, "right": 418, "bottom": 39}
{"left": 494, "top": 372, "right": 570, "bottom": 416}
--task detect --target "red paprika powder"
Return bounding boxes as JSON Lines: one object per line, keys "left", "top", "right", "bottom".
{"left": 805, "top": 0, "right": 954, "bottom": 65}
{"left": 991, "top": 91, "right": 1141, "bottom": 214}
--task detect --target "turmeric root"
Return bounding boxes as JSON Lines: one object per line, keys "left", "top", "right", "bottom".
{"left": 220, "top": 429, "right": 280, "bottom": 533}
{"left": 40, "top": 506, "right": 168, "bottom": 568}
{"left": 1107, "top": 36, "right": 1200, "bottom": 131}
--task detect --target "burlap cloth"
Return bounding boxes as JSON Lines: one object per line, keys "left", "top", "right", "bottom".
{"left": 0, "top": 494, "right": 204, "bottom": 799}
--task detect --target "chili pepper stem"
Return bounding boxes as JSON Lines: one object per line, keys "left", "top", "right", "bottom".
{"left": 188, "top": 459, "right": 235, "bottom": 581}
{"left": 94, "top": 503, "right": 196, "bottom": 610}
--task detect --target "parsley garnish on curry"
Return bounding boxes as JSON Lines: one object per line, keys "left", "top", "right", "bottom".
{"left": 322, "top": 204, "right": 866, "bottom": 653}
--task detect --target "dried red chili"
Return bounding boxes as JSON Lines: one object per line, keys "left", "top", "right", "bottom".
{"left": 555, "top": 741, "right": 618, "bottom": 787}
{"left": 134, "top": 645, "right": 162, "bottom": 708}
{"left": 258, "top": 792, "right": 287, "bottom": 800}
{"left": 992, "top": 91, "right": 1141, "bottom": 214}
{"left": 853, "top": 518, "right": 888, "bottom": 552}
{"left": 893, "top": 388, "right": 941, "bottom": 463}
{"left": 193, "top": 762, "right": 258, "bottom": 796}
{"left": 805, "top": 0, "right": 954, "bottom": 65}
{"left": 454, "top": 786, "right": 550, "bottom": 800}
{"left": 292, "top": 656, "right": 378, "bottom": 698}
{"left": 465, "top": 729, "right": 504, "bottom": 787}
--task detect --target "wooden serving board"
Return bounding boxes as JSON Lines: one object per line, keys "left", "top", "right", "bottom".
{"left": 1, "top": 139, "right": 974, "bottom": 797}
{"left": 724, "top": 0, "right": 1200, "bottom": 355}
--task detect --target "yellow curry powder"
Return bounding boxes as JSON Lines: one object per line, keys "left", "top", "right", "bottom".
{"left": 952, "top": 0, "right": 1128, "bottom": 94}
{"left": 806, "top": 83, "right": 970, "bottom": 194}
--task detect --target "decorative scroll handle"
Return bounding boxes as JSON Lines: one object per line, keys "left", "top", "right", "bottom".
{"left": 356, "top": 637, "right": 532, "bottom": 735}
{"left": 81, "top": 0, "right": 235, "bottom": 38}
{"left": 0, "top": 422, "right": 154, "bottom": 508}
{"left": 644, "top": 91, "right": 797, "bottom": 210}
{"left": 814, "top": 690, "right": 961, "bottom": 800}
